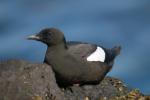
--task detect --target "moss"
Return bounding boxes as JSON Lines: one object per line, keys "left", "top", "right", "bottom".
{"left": 109, "top": 89, "right": 150, "bottom": 100}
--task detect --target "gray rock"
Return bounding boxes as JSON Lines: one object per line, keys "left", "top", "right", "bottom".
{"left": 0, "top": 60, "right": 63, "bottom": 100}
{"left": 0, "top": 60, "right": 131, "bottom": 100}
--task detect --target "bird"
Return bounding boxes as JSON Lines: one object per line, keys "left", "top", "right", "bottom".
{"left": 27, "top": 28, "right": 121, "bottom": 87}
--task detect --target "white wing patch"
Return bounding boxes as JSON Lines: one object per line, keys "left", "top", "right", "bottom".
{"left": 87, "top": 47, "right": 105, "bottom": 62}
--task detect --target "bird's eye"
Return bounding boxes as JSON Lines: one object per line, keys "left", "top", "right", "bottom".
{"left": 45, "top": 32, "right": 52, "bottom": 37}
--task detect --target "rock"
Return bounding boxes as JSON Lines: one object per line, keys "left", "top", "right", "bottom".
{"left": 0, "top": 60, "right": 149, "bottom": 100}
{"left": 63, "top": 76, "right": 130, "bottom": 100}
{"left": 0, "top": 60, "right": 63, "bottom": 100}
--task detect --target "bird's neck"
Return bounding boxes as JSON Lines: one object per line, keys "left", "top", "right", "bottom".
{"left": 44, "top": 42, "right": 68, "bottom": 66}
{"left": 47, "top": 42, "right": 68, "bottom": 52}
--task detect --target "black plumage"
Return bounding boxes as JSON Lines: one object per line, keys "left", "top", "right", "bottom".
{"left": 27, "top": 28, "right": 121, "bottom": 87}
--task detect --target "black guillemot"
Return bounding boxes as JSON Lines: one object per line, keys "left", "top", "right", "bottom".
{"left": 27, "top": 28, "right": 121, "bottom": 87}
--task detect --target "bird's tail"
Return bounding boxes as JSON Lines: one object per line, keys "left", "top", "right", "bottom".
{"left": 112, "top": 46, "right": 121, "bottom": 57}
{"left": 105, "top": 46, "right": 121, "bottom": 64}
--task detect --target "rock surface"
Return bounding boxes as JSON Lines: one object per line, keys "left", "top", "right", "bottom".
{"left": 0, "top": 60, "right": 149, "bottom": 100}
{"left": 0, "top": 60, "right": 63, "bottom": 100}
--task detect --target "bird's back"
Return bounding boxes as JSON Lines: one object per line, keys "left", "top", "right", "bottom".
{"left": 67, "top": 41, "right": 121, "bottom": 64}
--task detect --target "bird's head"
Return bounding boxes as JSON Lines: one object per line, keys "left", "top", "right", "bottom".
{"left": 27, "top": 28, "right": 66, "bottom": 46}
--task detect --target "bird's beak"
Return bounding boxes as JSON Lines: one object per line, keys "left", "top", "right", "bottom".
{"left": 27, "top": 35, "right": 40, "bottom": 40}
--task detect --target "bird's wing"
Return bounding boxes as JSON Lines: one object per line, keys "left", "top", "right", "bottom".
{"left": 67, "top": 41, "right": 97, "bottom": 59}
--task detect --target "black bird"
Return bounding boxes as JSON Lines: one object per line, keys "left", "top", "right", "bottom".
{"left": 27, "top": 28, "right": 121, "bottom": 87}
